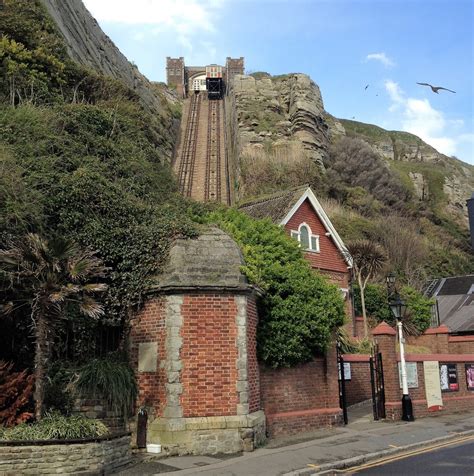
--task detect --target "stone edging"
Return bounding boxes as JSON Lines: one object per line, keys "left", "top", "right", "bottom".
{"left": 284, "top": 430, "right": 474, "bottom": 475}
{"left": 0, "top": 431, "right": 130, "bottom": 446}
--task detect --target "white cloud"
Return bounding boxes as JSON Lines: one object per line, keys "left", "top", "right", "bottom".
{"left": 83, "top": 0, "right": 225, "bottom": 53}
{"left": 384, "top": 80, "right": 462, "bottom": 156}
{"left": 366, "top": 52, "right": 395, "bottom": 68}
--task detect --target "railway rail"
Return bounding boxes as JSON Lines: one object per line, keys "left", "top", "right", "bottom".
{"left": 175, "top": 94, "right": 229, "bottom": 204}
{"left": 204, "top": 100, "right": 222, "bottom": 202}
{"left": 177, "top": 93, "right": 201, "bottom": 197}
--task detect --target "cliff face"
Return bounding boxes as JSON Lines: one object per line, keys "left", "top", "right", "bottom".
{"left": 230, "top": 74, "right": 473, "bottom": 224}
{"left": 39, "top": 0, "right": 169, "bottom": 118}
{"left": 231, "top": 73, "right": 330, "bottom": 168}
{"left": 338, "top": 118, "right": 473, "bottom": 222}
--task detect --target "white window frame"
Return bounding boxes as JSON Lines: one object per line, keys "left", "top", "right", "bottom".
{"left": 290, "top": 222, "right": 320, "bottom": 253}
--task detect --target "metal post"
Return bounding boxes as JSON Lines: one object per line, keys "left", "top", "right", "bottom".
{"left": 397, "top": 320, "right": 414, "bottom": 421}
{"left": 369, "top": 356, "right": 378, "bottom": 420}
{"left": 339, "top": 354, "right": 348, "bottom": 425}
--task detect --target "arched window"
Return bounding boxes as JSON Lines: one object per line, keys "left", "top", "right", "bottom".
{"left": 300, "top": 225, "right": 310, "bottom": 249}
{"left": 290, "top": 223, "right": 320, "bottom": 252}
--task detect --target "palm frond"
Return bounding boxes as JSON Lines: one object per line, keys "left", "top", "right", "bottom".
{"left": 79, "top": 296, "right": 105, "bottom": 319}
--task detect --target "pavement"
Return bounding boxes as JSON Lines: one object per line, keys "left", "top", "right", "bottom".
{"left": 114, "top": 403, "right": 474, "bottom": 476}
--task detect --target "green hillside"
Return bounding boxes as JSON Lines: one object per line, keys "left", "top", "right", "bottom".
{"left": 0, "top": 0, "right": 195, "bottom": 327}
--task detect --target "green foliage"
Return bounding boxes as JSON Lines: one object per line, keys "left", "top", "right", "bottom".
{"left": 44, "top": 362, "right": 75, "bottom": 415}
{"left": 401, "top": 285, "right": 433, "bottom": 334}
{"left": 205, "top": 208, "right": 345, "bottom": 367}
{"left": 0, "top": 412, "right": 108, "bottom": 441}
{"left": 353, "top": 284, "right": 392, "bottom": 323}
{"left": 353, "top": 283, "right": 433, "bottom": 333}
{"left": 75, "top": 354, "right": 137, "bottom": 417}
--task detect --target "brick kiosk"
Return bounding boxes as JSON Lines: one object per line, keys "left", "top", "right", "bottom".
{"left": 130, "top": 227, "right": 265, "bottom": 455}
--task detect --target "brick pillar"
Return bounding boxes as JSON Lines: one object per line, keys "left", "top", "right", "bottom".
{"left": 424, "top": 325, "right": 450, "bottom": 353}
{"left": 372, "top": 322, "right": 399, "bottom": 419}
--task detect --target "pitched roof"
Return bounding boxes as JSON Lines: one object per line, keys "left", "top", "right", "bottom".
{"left": 238, "top": 186, "right": 352, "bottom": 267}
{"left": 426, "top": 275, "right": 474, "bottom": 333}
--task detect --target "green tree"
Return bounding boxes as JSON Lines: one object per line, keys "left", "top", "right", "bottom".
{"left": 207, "top": 208, "right": 346, "bottom": 367}
{"left": 0, "top": 234, "right": 107, "bottom": 419}
{"left": 347, "top": 240, "right": 386, "bottom": 338}
{"left": 353, "top": 283, "right": 434, "bottom": 334}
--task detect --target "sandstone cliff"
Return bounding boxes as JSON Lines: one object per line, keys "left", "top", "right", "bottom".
{"left": 230, "top": 73, "right": 330, "bottom": 168}
{"left": 40, "top": 0, "right": 172, "bottom": 119}
{"left": 230, "top": 73, "right": 473, "bottom": 224}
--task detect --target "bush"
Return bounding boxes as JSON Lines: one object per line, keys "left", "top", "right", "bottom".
{"left": 353, "top": 283, "right": 433, "bottom": 333}
{"left": 206, "top": 208, "right": 345, "bottom": 367}
{"left": 0, "top": 412, "right": 108, "bottom": 441}
{"left": 75, "top": 353, "right": 137, "bottom": 417}
{"left": 327, "top": 137, "right": 410, "bottom": 210}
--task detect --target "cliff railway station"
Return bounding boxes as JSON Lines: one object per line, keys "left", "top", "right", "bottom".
{"left": 168, "top": 57, "right": 244, "bottom": 205}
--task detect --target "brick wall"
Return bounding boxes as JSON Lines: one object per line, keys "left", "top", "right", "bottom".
{"left": 247, "top": 297, "right": 260, "bottom": 413}
{"left": 130, "top": 298, "right": 167, "bottom": 417}
{"left": 0, "top": 434, "right": 130, "bottom": 475}
{"left": 448, "top": 336, "right": 474, "bottom": 354}
{"left": 260, "top": 358, "right": 342, "bottom": 437}
{"left": 374, "top": 322, "right": 474, "bottom": 420}
{"left": 342, "top": 356, "right": 372, "bottom": 406}
{"left": 180, "top": 294, "right": 239, "bottom": 417}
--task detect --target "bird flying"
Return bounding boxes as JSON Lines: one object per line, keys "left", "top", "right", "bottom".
{"left": 364, "top": 84, "right": 369, "bottom": 90}
{"left": 416, "top": 82, "right": 456, "bottom": 94}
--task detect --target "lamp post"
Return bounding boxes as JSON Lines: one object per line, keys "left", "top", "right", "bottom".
{"left": 388, "top": 291, "right": 415, "bottom": 422}
{"left": 386, "top": 273, "right": 414, "bottom": 421}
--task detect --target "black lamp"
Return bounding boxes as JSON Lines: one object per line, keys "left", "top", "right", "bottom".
{"left": 389, "top": 292, "right": 414, "bottom": 422}
{"left": 389, "top": 294, "right": 407, "bottom": 321}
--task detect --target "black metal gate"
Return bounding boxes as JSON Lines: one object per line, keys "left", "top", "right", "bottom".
{"left": 370, "top": 344, "right": 386, "bottom": 420}
{"left": 337, "top": 341, "right": 348, "bottom": 425}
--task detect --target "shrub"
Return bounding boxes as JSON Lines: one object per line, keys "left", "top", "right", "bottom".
{"left": 0, "top": 412, "right": 108, "bottom": 441}
{"left": 75, "top": 353, "right": 137, "bottom": 417}
{"left": 206, "top": 208, "right": 345, "bottom": 367}
{"left": 353, "top": 283, "right": 434, "bottom": 333}
{"left": 327, "top": 137, "right": 410, "bottom": 210}
{"left": 0, "top": 361, "right": 34, "bottom": 427}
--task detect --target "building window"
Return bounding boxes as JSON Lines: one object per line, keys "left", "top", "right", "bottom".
{"left": 291, "top": 223, "right": 320, "bottom": 252}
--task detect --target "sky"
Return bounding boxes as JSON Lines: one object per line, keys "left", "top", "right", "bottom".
{"left": 83, "top": 0, "right": 474, "bottom": 165}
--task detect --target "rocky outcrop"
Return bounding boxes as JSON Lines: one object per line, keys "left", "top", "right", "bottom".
{"left": 230, "top": 73, "right": 329, "bottom": 167}
{"left": 40, "top": 0, "right": 166, "bottom": 117}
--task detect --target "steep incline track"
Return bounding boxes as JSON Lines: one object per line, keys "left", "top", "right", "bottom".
{"left": 174, "top": 95, "right": 229, "bottom": 204}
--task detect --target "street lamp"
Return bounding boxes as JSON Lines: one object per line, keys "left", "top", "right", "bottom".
{"left": 389, "top": 292, "right": 415, "bottom": 422}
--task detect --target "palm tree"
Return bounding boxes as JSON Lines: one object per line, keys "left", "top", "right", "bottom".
{"left": 347, "top": 240, "right": 386, "bottom": 338}
{"left": 0, "top": 234, "right": 108, "bottom": 420}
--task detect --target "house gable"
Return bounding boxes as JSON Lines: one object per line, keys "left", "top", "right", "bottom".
{"left": 285, "top": 198, "right": 349, "bottom": 274}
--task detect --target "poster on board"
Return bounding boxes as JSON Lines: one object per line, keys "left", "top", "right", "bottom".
{"left": 338, "top": 362, "right": 351, "bottom": 381}
{"left": 466, "top": 364, "right": 474, "bottom": 390}
{"left": 424, "top": 361, "right": 443, "bottom": 409}
{"left": 440, "top": 363, "right": 459, "bottom": 392}
{"left": 398, "top": 362, "right": 418, "bottom": 388}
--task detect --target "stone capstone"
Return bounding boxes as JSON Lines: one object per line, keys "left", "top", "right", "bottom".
{"left": 151, "top": 227, "right": 248, "bottom": 291}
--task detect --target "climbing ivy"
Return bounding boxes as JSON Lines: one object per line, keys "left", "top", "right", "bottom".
{"left": 206, "top": 208, "right": 346, "bottom": 367}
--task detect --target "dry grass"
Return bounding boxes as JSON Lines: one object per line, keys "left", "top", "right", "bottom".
{"left": 239, "top": 142, "right": 322, "bottom": 198}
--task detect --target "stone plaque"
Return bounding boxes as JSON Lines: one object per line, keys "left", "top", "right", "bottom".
{"left": 138, "top": 342, "right": 158, "bottom": 372}
{"left": 424, "top": 361, "right": 443, "bottom": 409}
{"left": 398, "top": 362, "right": 418, "bottom": 388}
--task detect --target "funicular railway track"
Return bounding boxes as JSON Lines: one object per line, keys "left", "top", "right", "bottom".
{"left": 204, "top": 100, "right": 222, "bottom": 202}
{"left": 177, "top": 93, "right": 201, "bottom": 197}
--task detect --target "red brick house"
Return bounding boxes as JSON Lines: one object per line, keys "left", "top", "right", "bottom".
{"left": 239, "top": 185, "right": 354, "bottom": 330}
